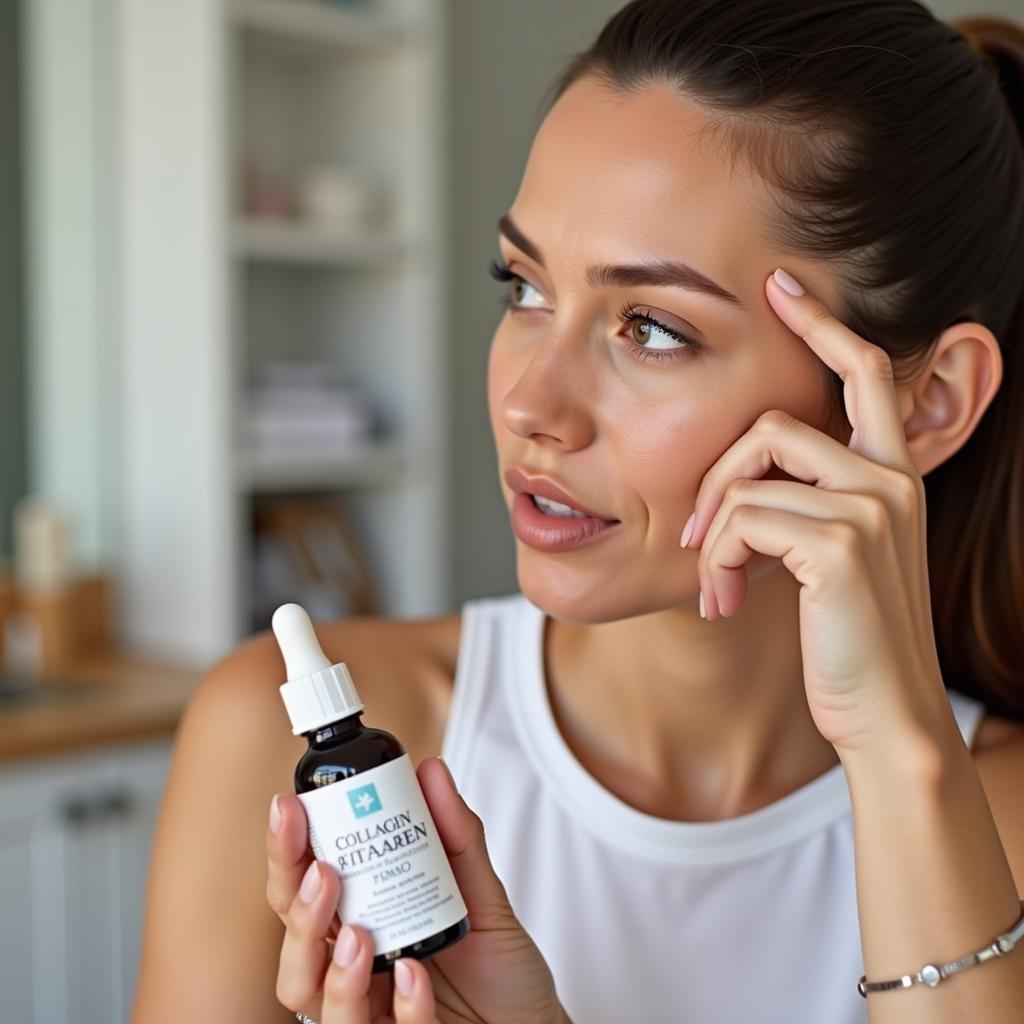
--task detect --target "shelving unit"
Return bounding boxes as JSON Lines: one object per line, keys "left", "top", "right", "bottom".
{"left": 115, "top": 0, "right": 452, "bottom": 666}
{"left": 233, "top": 436, "right": 408, "bottom": 493}
{"left": 232, "top": 219, "right": 413, "bottom": 266}
{"left": 231, "top": 0, "right": 417, "bottom": 52}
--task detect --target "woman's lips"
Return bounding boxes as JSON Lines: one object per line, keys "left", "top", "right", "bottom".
{"left": 503, "top": 465, "right": 618, "bottom": 521}
{"left": 510, "top": 492, "right": 623, "bottom": 552}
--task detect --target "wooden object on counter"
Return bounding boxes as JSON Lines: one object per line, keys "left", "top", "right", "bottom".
{"left": 72, "top": 572, "right": 113, "bottom": 657}
{"left": 0, "top": 567, "right": 15, "bottom": 663}
{"left": 0, "top": 651, "right": 205, "bottom": 763}
{"left": 18, "top": 588, "right": 77, "bottom": 672}
{"left": 1, "top": 571, "right": 115, "bottom": 677}
{"left": 6, "top": 497, "right": 114, "bottom": 676}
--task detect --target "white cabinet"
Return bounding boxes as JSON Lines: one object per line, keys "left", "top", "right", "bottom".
{"left": 0, "top": 738, "right": 173, "bottom": 1024}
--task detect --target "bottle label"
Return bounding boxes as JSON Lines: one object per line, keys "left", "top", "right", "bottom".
{"left": 298, "top": 753, "right": 468, "bottom": 957}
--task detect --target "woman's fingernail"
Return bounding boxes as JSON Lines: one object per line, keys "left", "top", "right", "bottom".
{"left": 269, "top": 794, "right": 282, "bottom": 834}
{"left": 438, "top": 756, "right": 458, "bottom": 792}
{"left": 334, "top": 924, "right": 359, "bottom": 967}
{"left": 699, "top": 589, "right": 706, "bottom": 619}
{"left": 680, "top": 512, "right": 696, "bottom": 548}
{"left": 394, "top": 959, "right": 415, "bottom": 996}
{"left": 298, "top": 861, "right": 322, "bottom": 903}
{"left": 773, "top": 267, "right": 805, "bottom": 296}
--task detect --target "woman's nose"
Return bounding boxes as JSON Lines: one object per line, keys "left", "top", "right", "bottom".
{"left": 498, "top": 332, "right": 598, "bottom": 448}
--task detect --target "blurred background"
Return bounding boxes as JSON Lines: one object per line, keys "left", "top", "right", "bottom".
{"left": 0, "top": 0, "right": 1017, "bottom": 1020}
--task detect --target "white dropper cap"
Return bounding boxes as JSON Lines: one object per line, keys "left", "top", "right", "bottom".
{"left": 273, "top": 602, "right": 364, "bottom": 736}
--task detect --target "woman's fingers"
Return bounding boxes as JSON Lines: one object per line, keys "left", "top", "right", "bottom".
{"left": 389, "top": 958, "right": 439, "bottom": 1024}
{"left": 276, "top": 859, "right": 342, "bottom": 1012}
{"left": 269, "top": 787, "right": 441, "bottom": 1023}
{"left": 320, "top": 932, "right": 438, "bottom": 1024}
{"left": 319, "top": 923, "right": 376, "bottom": 1023}
{"left": 417, "top": 756, "right": 516, "bottom": 931}
{"left": 266, "top": 793, "right": 313, "bottom": 923}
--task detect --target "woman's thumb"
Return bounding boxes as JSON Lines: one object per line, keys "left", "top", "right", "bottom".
{"left": 417, "top": 756, "right": 518, "bottom": 930}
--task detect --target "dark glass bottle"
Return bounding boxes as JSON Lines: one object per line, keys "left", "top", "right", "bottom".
{"left": 294, "top": 711, "right": 470, "bottom": 973}
{"left": 274, "top": 602, "right": 470, "bottom": 975}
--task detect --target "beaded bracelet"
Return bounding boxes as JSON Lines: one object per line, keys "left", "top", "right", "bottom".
{"left": 858, "top": 899, "right": 1024, "bottom": 997}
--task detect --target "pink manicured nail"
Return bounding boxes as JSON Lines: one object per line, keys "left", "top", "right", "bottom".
{"left": 680, "top": 512, "right": 696, "bottom": 548}
{"left": 699, "top": 590, "right": 706, "bottom": 619}
{"left": 773, "top": 267, "right": 805, "bottom": 296}
{"left": 394, "top": 959, "right": 415, "bottom": 995}
{"left": 269, "top": 794, "right": 282, "bottom": 834}
{"left": 334, "top": 924, "right": 358, "bottom": 967}
{"left": 298, "top": 861, "right": 321, "bottom": 903}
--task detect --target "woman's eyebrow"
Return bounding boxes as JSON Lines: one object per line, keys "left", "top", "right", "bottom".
{"left": 497, "top": 212, "right": 746, "bottom": 310}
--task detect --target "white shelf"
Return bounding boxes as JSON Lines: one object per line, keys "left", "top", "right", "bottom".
{"left": 234, "top": 436, "right": 408, "bottom": 491}
{"left": 229, "top": 0, "right": 420, "bottom": 54}
{"left": 115, "top": 0, "right": 451, "bottom": 662}
{"left": 233, "top": 218, "right": 409, "bottom": 266}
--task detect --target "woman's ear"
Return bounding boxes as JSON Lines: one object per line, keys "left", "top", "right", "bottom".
{"left": 900, "top": 321, "right": 1003, "bottom": 478}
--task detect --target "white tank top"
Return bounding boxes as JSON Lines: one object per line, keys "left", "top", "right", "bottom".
{"left": 439, "top": 592, "right": 988, "bottom": 1024}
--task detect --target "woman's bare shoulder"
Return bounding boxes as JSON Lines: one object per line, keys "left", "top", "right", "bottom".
{"left": 315, "top": 610, "right": 463, "bottom": 763}
{"left": 194, "top": 609, "right": 463, "bottom": 766}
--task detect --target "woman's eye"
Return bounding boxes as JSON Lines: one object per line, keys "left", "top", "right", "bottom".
{"left": 488, "top": 258, "right": 548, "bottom": 310}
{"left": 616, "top": 303, "right": 700, "bottom": 363}
{"left": 628, "top": 320, "right": 677, "bottom": 350}
{"left": 487, "top": 256, "right": 700, "bottom": 364}
{"left": 509, "top": 277, "right": 547, "bottom": 309}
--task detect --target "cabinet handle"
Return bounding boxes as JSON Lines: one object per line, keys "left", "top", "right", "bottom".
{"left": 95, "top": 788, "right": 135, "bottom": 819}
{"left": 60, "top": 795, "right": 96, "bottom": 825}
{"left": 60, "top": 788, "right": 136, "bottom": 825}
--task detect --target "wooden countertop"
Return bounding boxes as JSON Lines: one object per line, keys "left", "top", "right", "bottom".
{"left": 0, "top": 654, "right": 205, "bottom": 764}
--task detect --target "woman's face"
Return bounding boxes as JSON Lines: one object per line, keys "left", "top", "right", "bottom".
{"left": 488, "top": 76, "right": 848, "bottom": 621}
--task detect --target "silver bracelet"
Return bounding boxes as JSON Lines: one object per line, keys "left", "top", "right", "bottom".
{"left": 858, "top": 899, "right": 1024, "bottom": 997}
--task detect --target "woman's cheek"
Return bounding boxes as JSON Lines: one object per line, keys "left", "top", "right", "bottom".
{"left": 615, "top": 402, "right": 730, "bottom": 525}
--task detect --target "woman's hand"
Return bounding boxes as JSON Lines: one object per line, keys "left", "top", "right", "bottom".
{"left": 266, "top": 756, "right": 568, "bottom": 1024}
{"left": 682, "top": 266, "right": 955, "bottom": 762}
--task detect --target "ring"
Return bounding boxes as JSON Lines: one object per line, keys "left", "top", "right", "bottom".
{"left": 295, "top": 1014, "right": 319, "bottom": 1023}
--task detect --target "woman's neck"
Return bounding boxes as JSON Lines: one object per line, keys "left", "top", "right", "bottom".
{"left": 542, "top": 565, "right": 841, "bottom": 822}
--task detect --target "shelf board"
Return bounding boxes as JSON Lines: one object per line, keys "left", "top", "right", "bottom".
{"left": 229, "top": 0, "right": 418, "bottom": 54}
{"left": 234, "top": 218, "right": 407, "bottom": 267}
{"left": 234, "top": 436, "right": 408, "bottom": 492}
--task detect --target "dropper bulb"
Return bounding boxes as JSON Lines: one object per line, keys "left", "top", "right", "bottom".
{"left": 272, "top": 603, "right": 332, "bottom": 681}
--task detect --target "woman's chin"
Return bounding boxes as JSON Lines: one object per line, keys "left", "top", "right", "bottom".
{"left": 517, "top": 572, "right": 699, "bottom": 626}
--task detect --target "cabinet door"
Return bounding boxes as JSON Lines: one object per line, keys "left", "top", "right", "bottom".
{"left": 0, "top": 737, "right": 174, "bottom": 1024}
{"left": 0, "top": 756, "right": 72, "bottom": 1021}
{"left": 0, "top": 749, "right": 114, "bottom": 1022}
{"left": 101, "top": 738, "right": 174, "bottom": 1021}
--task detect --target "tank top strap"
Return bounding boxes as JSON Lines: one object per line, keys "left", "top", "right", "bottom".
{"left": 439, "top": 597, "right": 496, "bottom": 779}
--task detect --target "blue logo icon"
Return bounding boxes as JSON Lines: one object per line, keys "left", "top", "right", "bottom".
{"left": 348, "top": 782, "right": 382, "bottom": 818}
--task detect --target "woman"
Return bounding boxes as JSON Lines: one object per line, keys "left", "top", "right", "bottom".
{"left": 130, "top": 2, "right": 1024, "bottom": 1022}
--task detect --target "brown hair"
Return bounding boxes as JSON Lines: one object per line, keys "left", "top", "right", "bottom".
{"left": 538, "top": 1, "right": 1024, "bottom": 720}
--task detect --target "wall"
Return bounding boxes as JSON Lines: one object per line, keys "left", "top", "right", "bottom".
{"left": 0, "top": 0, "right": 25, "bottom": 561}
{"left": 22, "top": 0, "right": 114, "bottom": 576}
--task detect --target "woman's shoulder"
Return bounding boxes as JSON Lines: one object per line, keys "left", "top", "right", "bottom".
{"left": 196, "top": 609, "right": 463, "bottom": 766}
{"left": 319, "top": 610, "right": 463, "bottom": 763}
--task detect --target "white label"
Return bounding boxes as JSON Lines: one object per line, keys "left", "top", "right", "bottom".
{"left": 298, "top": 753, "right": 468, "bottom": 956}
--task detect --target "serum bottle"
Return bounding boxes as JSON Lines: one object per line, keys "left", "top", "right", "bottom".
{"left": 272, "top": 602, "right": 470, "bottom": 973}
